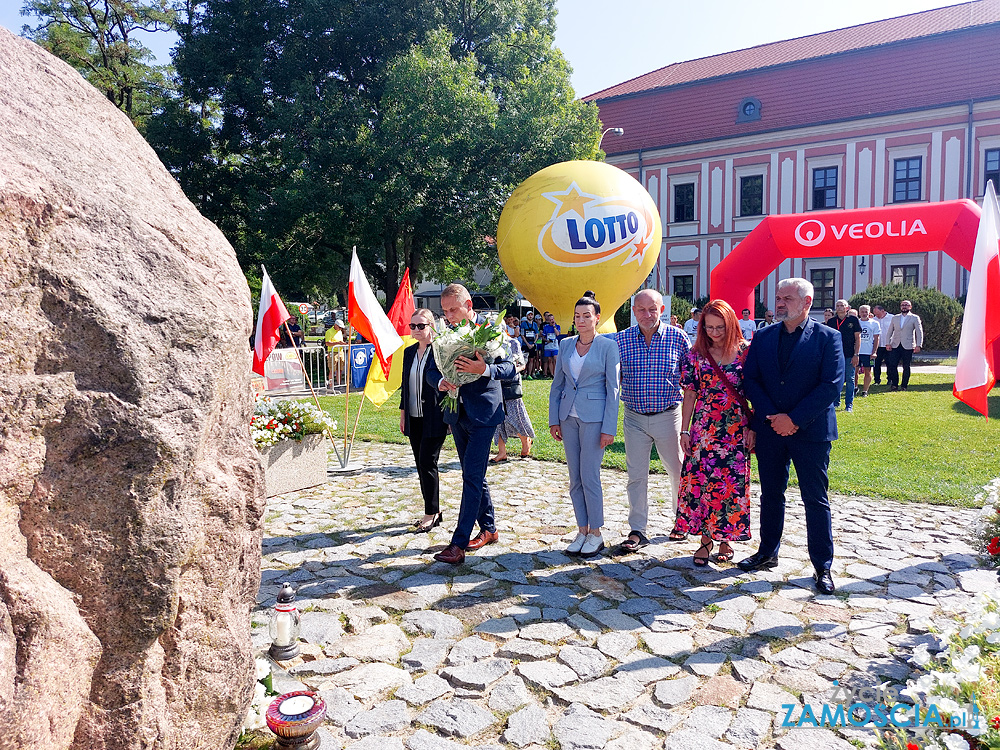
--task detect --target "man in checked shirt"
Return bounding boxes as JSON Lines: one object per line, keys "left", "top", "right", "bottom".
{"left": 613, "top": 289, "right": 692, "bottom": 552}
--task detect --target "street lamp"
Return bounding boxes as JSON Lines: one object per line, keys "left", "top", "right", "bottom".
{"left": 599, "top": 127, "right": 624, "bottom": 150}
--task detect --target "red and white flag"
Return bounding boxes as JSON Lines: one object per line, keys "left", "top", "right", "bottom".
{"left": 348, "top": 248, "right": 404, "bottom": 376}
{"left": 252, "top": 266, "right": 291, "bottom": 376}
{"left": 954, "top": 181, "right": 1000, "bottom": 417}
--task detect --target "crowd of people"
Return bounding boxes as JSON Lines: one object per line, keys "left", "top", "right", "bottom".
{"left": 396, "top": 281, "right": 926, "bottom": 594}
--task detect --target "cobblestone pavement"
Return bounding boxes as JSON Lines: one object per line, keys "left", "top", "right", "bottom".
{"left": 255, "top": 442, "right": 993, "bottom": 750}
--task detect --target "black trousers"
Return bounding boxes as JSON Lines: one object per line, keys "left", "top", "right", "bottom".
{"left": 887, "top": 347, "right": 914, "bottom": 388}
{"left": 408, "top": 417, "right": 446, "bottom": 515}
{"left": 873, "top": 346, "right": 888, "bottom": 383}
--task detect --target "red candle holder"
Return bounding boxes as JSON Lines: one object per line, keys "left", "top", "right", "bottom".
{"left": 265, "top": 691, "right": 327, "bottom": 749}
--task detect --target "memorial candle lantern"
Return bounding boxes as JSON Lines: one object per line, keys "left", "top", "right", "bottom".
{"left": 268, "top": 582, "right": 301, "bottom": 660}
{"left": 266, "top": 691, "right": 326, "bottom": 750}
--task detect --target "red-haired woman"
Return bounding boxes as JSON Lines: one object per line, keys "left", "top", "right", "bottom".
{"left": 675, "top": 300, "right": 755, "bottom": 566}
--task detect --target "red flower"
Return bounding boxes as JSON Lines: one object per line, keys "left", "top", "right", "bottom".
{"left": 907, "top": 743, "right": 920, "bottom": 750}
{"left": 988, "top": 536, "right": 1000, "bottom": 556}
{"left": 991, "top": 715, "right": 1000, "bottom": 729}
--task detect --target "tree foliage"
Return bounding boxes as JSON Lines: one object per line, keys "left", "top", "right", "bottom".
{"left": 149, "top": 0, "right": 602, "bottom": 300}
{"left": 22, "top": 0, "right": 178, "bottom": 129}
{"left": 848, "top": 283, "right": 964, "bottom": 350}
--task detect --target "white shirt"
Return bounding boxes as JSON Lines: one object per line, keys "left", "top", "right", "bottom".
{"left": 875, "top": 313, "right": 893, "bottom": 346}
{"left": 683, "top": 319, "right": 698, "bottom": 344}
{"left": 858, "top": 319, "right": 880, "bottom": 356}
{"left": 739, "top": 319, "right": 756, "bottom": 341}
{"left": 567, "top": 348, "right": 588, "bottom": 419}
{"left": 407, "top": 347, "right": 430, "bottom": 417}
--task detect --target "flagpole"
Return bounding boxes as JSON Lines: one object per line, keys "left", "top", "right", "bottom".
{"left": 344, "top": 320, "right": 352, "bottom": 465}
{"left": 279, "top": 320, "right": 344, "bottom": 462}
{"left": 349, "top": 387, "right": 366, "bottom": 460}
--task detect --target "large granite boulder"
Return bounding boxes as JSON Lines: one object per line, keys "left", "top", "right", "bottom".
{"left": 0, "top": 27, "right": 264, "bottom": 749}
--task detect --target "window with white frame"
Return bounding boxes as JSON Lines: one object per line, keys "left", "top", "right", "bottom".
{"left": 739, "top": 175, "right": 764, "bottom": 216}
{"left": 893, "top": 157, "right": 922, "bottom": 203}
{"left": 812, "top": 167, "right": 838, "bottom": 209}
{"left": 673, "top": 183, "right": 695, "bottom": 223}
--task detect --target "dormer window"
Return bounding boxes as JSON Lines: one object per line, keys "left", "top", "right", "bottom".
{"left": 737, "top": 97, "right": 762, "bottom": 123}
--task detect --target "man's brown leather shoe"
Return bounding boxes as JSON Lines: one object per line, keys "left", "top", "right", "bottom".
{"left": 433, "top": 544, "right": 465, "bottom": 565}
{"left": 466, "top": 529, "right": 500, "bottom": 551}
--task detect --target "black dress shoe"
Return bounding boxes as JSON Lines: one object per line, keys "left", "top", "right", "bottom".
{"left": 737, "top": 550, "right": 779, "bottom": 572}
{"left": 815, "top": 568, "right": 836, "bottom": 594}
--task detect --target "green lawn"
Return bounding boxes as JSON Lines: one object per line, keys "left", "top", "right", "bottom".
{"left": 316, "top": 373, "right": 999, "bottom": 506}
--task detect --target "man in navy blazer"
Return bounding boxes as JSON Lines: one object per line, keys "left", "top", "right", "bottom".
{"left": 425, "top": 284, "right": 516, "bottom": 565}
{"left": 740, "top": 278, "right": 844, "bottom": 594}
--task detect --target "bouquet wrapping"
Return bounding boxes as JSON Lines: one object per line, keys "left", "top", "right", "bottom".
{"left": 431, "top": 311, "right": 510, "bottom": 414}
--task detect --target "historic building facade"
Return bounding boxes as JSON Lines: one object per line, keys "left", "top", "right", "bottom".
{"left": 590, "top": 0, "right": 1000, "bottom": 309}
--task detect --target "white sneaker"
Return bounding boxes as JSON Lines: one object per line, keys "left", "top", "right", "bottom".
{"left": 566, "top": 533, "right": 587, "bottom": 555}
{"left": 580, "top": 534, "right": 605, "bottom": 558}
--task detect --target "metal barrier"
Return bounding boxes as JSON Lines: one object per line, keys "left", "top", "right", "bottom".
{"left": 261, "top": 345, "right": 333, "bottom": 394}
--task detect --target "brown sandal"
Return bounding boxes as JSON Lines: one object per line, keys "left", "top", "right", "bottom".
{"left": 716, "top": 542, "right": 734, "bottom": 563}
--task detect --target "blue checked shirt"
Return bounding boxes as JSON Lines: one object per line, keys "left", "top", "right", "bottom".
{"left": 613, "top": 322, "right": 691, "bottom": 413}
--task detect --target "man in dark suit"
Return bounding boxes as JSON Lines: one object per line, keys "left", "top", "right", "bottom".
{"left": 426, "top": 284, "right": 515, "bottom": 565}
{"left": 740, "top": 278, "right": 844, "bottom": 594}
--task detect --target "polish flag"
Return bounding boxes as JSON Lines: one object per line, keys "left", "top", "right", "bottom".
{"left": 348, "top": 248, "right": 404, "bottom": 376}
{"left": 954, "top": 181, "right": 1000, "bottom": 417}
{"left": 252, "top": 266, "right": 291, "bottom": 376}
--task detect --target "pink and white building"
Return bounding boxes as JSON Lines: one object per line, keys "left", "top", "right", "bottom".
{"left": 589, "top": 0, "right": 1000, "bottom": 310}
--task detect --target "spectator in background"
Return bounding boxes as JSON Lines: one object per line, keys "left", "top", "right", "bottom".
{"left": 493, "top": 336, "right": 535, "bottom": 462}
{"left": 542, "top": 311, "right": 561, "bottom": 378}
{"left": 684, "top": 308, "right": 701, "bottom": 345}
{"left": 872, "top": 304, "right": 892, "bottom": 386}
{"left": 823, "top": 308, "right": 834, "bottom": 324}
{"left": 757, "top": 310, "right": 775, "bottom": 329}
{"left": 738, "top": 308, "right": 756, "bottom": 341}
{"left": 505, "top": 314, "right": 521, "bottom": 341}
{"left": 886, "top": 300, "right": 924, "bottom": 391}
{"left": 856, "top": 305, "right": 880, "bottom": 397}
{"left": 325, "top": 319, "right": 347, "bottom": 387}
{"left": 670, "top": 314, "right": 682, "bottom": 329}
{"left": 520, "top": 310, "right": 540, "bottom": 378}
{"left": 827, "top": 299, "right": 862, "bottom": 412}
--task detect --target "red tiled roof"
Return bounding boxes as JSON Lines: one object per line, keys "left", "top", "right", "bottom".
{"left": 585, "top": 0, "right": 1000, "bottom": 101}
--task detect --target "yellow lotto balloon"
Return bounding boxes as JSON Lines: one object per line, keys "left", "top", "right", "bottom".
{"left": 497, "top": 160, "right": 662, "bottom": 333}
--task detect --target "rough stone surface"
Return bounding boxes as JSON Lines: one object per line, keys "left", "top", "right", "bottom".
{"left": 0, "top": 26, "right": 260, "bottom": 750}
{"left": 553, "top": 673, "right": 645, "bottom": 710}
{"left": 418, "top": 698, "right": 496, "bottom": 738}
{"left": 327, "top": 663, "right": 412, "bottom": 702}
{"left": 338, "top": 623, "right": 411, "bottom": 663}
{"left": 344, "top": 700, "right": 411, "bottom": 738}
{"left": 553, "top": 703, "right": 617, "bottom": 750}
{"left": 558, "top": 645, "right": 610, "bottom": 680}
{"left": 395, "top": 674, "right": 453, "bottom": 706}
{"left": 654, "top": 675, "right": 700, "bottom": 707}
{"left": 502, "top": 704, "right": 550, "bottom": 747}
{"left": 440, "top": 657, "right": 513, "bottom": 690}
{"left": 487, "top": 674, "right": 531, "bottom": 712}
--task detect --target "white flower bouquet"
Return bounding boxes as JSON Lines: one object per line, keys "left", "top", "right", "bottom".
{"left": 431, "top": 310, "right": 510, "bottom": 415}
{"left": 251, "top": 393, "right": 336, "bottom": 449}
{"left": 241, "top": 657, "right": 275, "bottom": 734}
{"left": 877, "top": 590, "right": 1000, "bottom": 750}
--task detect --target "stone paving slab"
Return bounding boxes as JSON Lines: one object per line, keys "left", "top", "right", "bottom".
{"left": 254, "top": 442, "right": 986, "bottom": 749}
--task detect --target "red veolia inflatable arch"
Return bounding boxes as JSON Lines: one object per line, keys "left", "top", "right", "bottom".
{"left": 711, "top": 200, "right": 982, "bottom": 313}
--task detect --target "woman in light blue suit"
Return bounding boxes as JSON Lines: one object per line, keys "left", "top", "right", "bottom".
{"left": 549, "top": 295, "right": 621, "bottom": 558}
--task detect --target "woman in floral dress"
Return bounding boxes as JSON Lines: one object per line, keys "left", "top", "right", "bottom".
{"left": 675, "top": 299, "right": 755, "bottom": 566}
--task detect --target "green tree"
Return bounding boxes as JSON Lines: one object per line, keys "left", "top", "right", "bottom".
{"left": 22, "top": 0, "right": 178, "bottom": 129}
{"left": 152, "top": 0, "right": 601, "bottom": 301}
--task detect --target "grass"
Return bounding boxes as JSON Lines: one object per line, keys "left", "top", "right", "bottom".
{"left": 316, "top": 373, "right": 1000, "bottom": 506}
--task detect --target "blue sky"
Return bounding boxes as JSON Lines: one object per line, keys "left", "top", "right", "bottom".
{"left": 0, "top": 0, "right": 959, "bottom": 97}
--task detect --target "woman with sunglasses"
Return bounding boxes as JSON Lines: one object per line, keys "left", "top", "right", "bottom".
{"left": 400, "top": 309, "right": 447, "bottom": 532}
{"left": 674, "top": 299, "right": 755, "bottom": 566}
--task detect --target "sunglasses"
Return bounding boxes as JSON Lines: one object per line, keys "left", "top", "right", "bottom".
{"left": 409, "top": 323, "right": 429, "bottom": 330}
